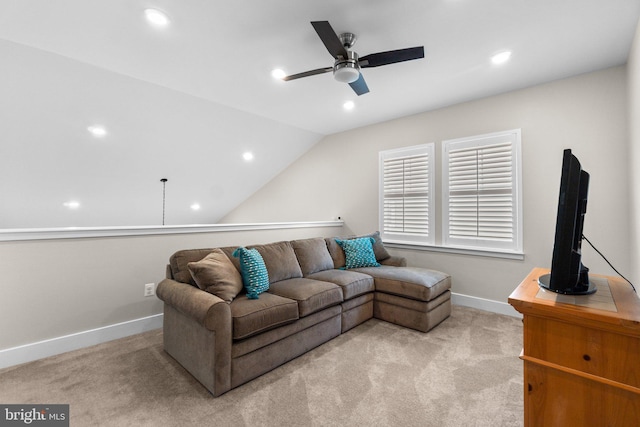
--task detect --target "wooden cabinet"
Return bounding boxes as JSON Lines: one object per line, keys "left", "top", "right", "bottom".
{"left": 508, "top": 268, "right": 640, "bottom": 426}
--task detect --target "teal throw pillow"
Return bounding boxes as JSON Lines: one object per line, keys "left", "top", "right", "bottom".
{"left": 335, "top": 237, "right": 381, "bottom": 269}
{"left": 232, "top": 247, "right": 269, "bottom": 299}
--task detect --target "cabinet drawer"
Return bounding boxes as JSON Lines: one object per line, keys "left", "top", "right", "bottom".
{"left": 524, "top": 316, "right": 640, "bottom": 387}
{"left": 524, "top": 361, "right": 640, "bottom": 427}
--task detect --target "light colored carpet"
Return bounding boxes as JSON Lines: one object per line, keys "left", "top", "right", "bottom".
{"left": 0, "top": 305, "right": 523, "bottom": 426}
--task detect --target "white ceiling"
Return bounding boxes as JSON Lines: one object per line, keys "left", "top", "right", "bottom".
{"left": 2, "top": 1, "right": 639, "bottom": 136}
{"left": 1, "top": 1, "right": 639, "bottom": 229}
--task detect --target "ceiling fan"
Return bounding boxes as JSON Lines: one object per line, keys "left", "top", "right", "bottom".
{"left": 282, "top": 21, "right": 425, "bottom": 96}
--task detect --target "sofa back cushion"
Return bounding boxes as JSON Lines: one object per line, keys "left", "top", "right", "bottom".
{"left": 325, "top": 238, "right": 346, "bottom": 269}
{"left": 249, "top": 241, "right": 303, "bottom": 284}
{"left": 291, "top": 238, "right": 334, "bottom": 275}
{"left": 364, "top": 231, "right": 391, "bottom": 262}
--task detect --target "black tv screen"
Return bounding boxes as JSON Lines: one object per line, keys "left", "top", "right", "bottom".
{"left": 538, "top": 149, "right": 596, "bottom": 295}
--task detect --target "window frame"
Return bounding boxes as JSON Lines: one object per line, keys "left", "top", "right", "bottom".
{"left": 441, "top": 129, "right": 523, "bottom": 254}
{"left": 378, "top": 143, "right": 435, "bottom": 246}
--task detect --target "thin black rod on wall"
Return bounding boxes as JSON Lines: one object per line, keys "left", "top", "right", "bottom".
{"left": 160, "top": 178, "right": 168, "bottom": 226}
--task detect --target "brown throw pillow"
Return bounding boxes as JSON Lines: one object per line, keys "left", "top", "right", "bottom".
{"left": 187, "top": 249, "right": 243, "bottom": 302}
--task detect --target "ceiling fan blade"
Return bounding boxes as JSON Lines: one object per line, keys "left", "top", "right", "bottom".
{"left": 360, "top": 46, "right": 424, "bottom": 68}
{"left": 282, "top": 67, "right": 333, "bottom": 81}
{"left": 349, "top": 73, "right": 369, "bottom": 96}
{"left": 311, "top": 21, "right": 348, "bottom": 59}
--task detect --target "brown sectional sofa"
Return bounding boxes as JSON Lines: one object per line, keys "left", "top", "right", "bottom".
{"left": 156, "top": 234, "right": 451, "bottom": 397}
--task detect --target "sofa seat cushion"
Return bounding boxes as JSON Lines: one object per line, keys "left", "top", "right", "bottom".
{"left": 353, "top": 266, "right": 451, "bottom": 302}
{"left": 306, "top": 269, "right": 374, "bottom": 300}
{"left": 268, "top": 278, "right": 343, "bottom": 318}
{"left": 230, "top": 293, "right": 299, "bottom": 340}
{"left": 232, "top": 305, "right": 342, "bottom": 358}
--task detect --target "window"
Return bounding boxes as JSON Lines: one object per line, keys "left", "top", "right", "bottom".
{"left": 379, "top": 144, "right": 435, "bottom": 245}
{"left": 442, "top": 129, "right": 522, "bottom": 253}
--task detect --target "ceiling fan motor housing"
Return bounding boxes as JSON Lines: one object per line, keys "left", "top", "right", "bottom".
{"left": 339, "top": 32, "right": 357, "bottom": 49}
{"left": 333, "top": 50, "right": 360, "bottom": 83}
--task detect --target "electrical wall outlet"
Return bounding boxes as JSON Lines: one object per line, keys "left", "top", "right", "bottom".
{"left": 144, "top": 283, "right": 155, "bottom": 297}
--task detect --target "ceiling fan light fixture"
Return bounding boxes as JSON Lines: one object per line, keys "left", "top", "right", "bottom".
{"left": 333, "top": 50, "right": 360, "bottom": 83}
{"left": 333, "top": 62, "right": 360, "bottom": 83}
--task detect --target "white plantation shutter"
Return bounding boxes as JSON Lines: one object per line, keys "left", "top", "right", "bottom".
{"left": 379, "top": 144, "right": 434, "bottom": 245}
{"left": 383, "top": 155, "right": 429, "bottom": 234}
{"left": 443, "top": 130, "right": 522, "bottom": 252}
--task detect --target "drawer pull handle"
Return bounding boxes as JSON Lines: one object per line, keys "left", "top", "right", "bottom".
{"left": 583, "top": 354, "right": 591, "bottom": 361}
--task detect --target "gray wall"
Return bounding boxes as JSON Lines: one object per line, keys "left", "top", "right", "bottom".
{"left": 0, "top": 225, "right": 342, "bottom": 350}
{"left": 223, "top": 66, "right": 632, "bottom": 303}
{"left": 629, "top": 20, "right": 640, "bottom": 287}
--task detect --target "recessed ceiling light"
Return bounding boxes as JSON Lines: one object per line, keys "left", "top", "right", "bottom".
{"left": 343, "top": 100, "right": 355, "bottom": 111}
{"left": 243, "top": 152, "right": 254, "bottom": 161}
{"left": 271, "top": 69, "right": 286, "bottom": 80}
{"left": 87, "top": 125, "right": 107, "bottom": 137}
{"left": 63, "top": 201, "right": 80, "bottom": 209}
{"left": 144, "top": 8, "right": 170, "bottom": 27}
{"left": 190, "top": 203, "right": 201, "bottom": 211}
{"left": 491, "top": 51, "right": 512, "bottom": 65}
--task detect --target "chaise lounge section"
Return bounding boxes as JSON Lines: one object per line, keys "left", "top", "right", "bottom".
{"left": 156, "top": 233, "right": 451, "bottom": 396}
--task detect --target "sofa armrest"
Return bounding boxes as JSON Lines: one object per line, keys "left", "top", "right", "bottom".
{"left": 157, "top": 278, "right": 233, "bottom": 396}
{"left": 380, "top": 256, "right": 407, "bottom": 267}
{"left": 156, "top": 278, "right": 230, "bottom": 331}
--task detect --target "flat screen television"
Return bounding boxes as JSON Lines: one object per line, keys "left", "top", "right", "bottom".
{"left": 538, "top": 149, "right": 597, "bottom": 295}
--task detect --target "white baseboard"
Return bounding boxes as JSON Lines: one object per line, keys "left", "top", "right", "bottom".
{"left": 0, "top": 294, "right": 517, "bottom": 370}
{"left": 0, "top": 314, "right": 163, "bottom": 370}
{"left": 451, "top": 292, "right": 522, "bottom": 318}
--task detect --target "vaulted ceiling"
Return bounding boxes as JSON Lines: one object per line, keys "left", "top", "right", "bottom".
{"left": 1, "top": 1, "right": 639, "bottom": 228}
